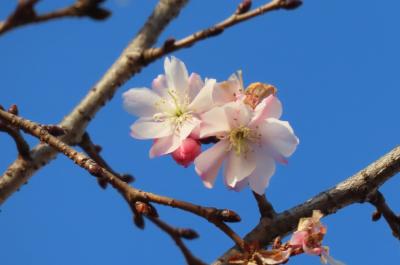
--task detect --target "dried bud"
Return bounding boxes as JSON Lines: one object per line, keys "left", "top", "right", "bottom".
{"left": 236, "top": 0, "right": 252, "bottom": 15}
{"left": 272, "top": 236, "right": 282, "bottom": 249}
{"left": 97, "top": 178, "right": 108, "bottom": 189}
{"left": 42, "top": 125, "right": 66, "bottom": 136}
{"left": 133, "top": 213, "right": 145, "bottom": 229}
{"left": 177, "top": 228, "right": 199, "bottom": 240}
{"left": 8, "top": 104, "right": 19, "bottom": 115}
{"left": 372, "top": 210, "right": 382, "bottom": 221}
{"left": 244, "top": 82, "right": 277, "bottom": 109}
{"left": 163, "top": 38, "right": 176, "bottom": 51}
{"left": 135, "top": 201, "right": 158, "bottom": 218}
{"left": 283, "top": 0, "right": 303, "bottom": 10}
{"left": 218, "top": 209, "right": 241, "bottom": 223}
{"left": 119, "top": 174, "right": 135, "bottom": 183}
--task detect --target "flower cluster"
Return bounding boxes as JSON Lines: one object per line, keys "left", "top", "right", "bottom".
{"left": 123, "top": 57, "right": 299, "bottom": 195}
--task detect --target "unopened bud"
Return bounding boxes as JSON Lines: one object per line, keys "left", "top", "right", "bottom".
{"left": 171, "top": 138, "right": 201, "bottom": 168}
{"left": 372, "top": 210, "right": 382, "bottom": 221}
{"left": 177, "top": 228, "right": 199, "bottom": 240}
{"left": 236, "top": 0, "right": 252, "bottom": 15}
{"left": 134, "top": 201, "right": 158, "bottom": 218}
{"left": 218, "top": 209, "right": 241, "bottom": 223}
{"left": 133, "top": 213, "right": 145, "bottom": 229}
{"left": 283, "top": 0, "right": 303, "bottom": 10}
{"left": 8, "top": 104, "right": 18, "bottom": 115}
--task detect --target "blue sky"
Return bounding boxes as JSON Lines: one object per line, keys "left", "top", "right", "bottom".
{"left": 0, "top": 0, "right": 399, "bottom": 264}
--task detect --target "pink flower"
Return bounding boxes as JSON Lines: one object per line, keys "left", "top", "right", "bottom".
{"left": 289, "top": 210, "right": 345, "bottom": 265}
{"left": 123, "top": 57, "right": 216, "bottom": 158}
{"left": 171, "top": 137, "right": 201, "bottom": 167}
{"left": 194, "top": 94, "right": 299, "bottom": 195}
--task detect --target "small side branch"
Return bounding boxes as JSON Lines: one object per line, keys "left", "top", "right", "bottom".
{"left": 78, "top": 132, "right": 134, "bottom": 188}
{"left": 0, "top": 105, "right": 30, "bottom": 160}
{"left": 0, "top": 0, "right": 110, "bottom": 36}
{"left": 368, "top": 191, "right": 400, "bottom": 240}
{"left": 142, "top": 0, "right": 302, "bottom": 62}
{"left": 147, "top": 216, "right": 207, "bottom": 265}
{"left": 252, "top": 192, "right": 276, "bottom": 219}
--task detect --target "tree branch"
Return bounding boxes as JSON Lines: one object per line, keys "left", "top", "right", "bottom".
{"left": 213, "top": 145, "right": 400, "bottom": 264}
{"left": 141, "top": 0, "right": 301, "bottom": 63}
{"left": 0, "top": 109, "right": 245, "bottom": 249}
{"left": 252, "top": 192, "right": 276, "bottom": 219}
{"left": 0, "top": 0, "right": 189, "bottom": 205}
{"left": 0, "top": 0, "right": 110, "bottom": 36}
{"left": 368, "top": 191, "right": 400, "bottom": 240}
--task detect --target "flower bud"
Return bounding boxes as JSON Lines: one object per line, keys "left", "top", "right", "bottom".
{"left": 171, "top": 138, "right": 201, "bottom": 167}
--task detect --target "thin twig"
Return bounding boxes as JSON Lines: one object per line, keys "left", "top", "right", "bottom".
{"left": 147, "top": 216, "right": 207, "bottom": 265}
{"left": 78, "top": 132, "right": 134, "bottom": 188}
{"left": 142, "top": 0, "right": 301, "bottom": 62}
{"left": 252, "top": 192, "right": 276, "bottom": 219}
{"left": 0, "top": 0, "right": 110, "bottom": 36}
{"left": 0, "top": 109, "right": 245, "bottom": 249}
{"left": 368, "top": 191, "right": 400, "bottom": 240}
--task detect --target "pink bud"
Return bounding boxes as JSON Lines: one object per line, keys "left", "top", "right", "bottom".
{"left": 172, "top": 138, "right": 201, "bottom": 167}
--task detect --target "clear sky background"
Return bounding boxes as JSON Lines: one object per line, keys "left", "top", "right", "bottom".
{"left": 0, "top": 1, "right": 399, "bottom": 264}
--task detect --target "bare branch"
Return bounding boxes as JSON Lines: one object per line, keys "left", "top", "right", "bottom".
{"left": 0, "top": 0, "right": 189, "bottom": 205}
{"left": 142, "top": 0, "right": 301, "bottom": 63}
{"left": 147, "top": 216, "right": 207, "bottom": 265}
{"left": 213, "top": 145, "right": 400, "bottom": 264}
{"left": 0, "top": 109, "right": 245, "bottom": 249}
{"left": 0, "top": 0, "right": 110, "bottom": 36}
{"left": 368, "top": 191, "right": 400, "bottom": 240}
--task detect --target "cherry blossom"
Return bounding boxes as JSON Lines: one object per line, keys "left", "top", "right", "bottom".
{"left": 289, "top": 210, "right": 345, "bottom": 265}
{"left": 123, "top": 57, "right": 216, "bottom": 158}
{"left": 194, "top": 93, "right": 299, "bottom": 195}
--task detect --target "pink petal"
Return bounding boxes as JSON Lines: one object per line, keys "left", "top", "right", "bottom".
{"left": 213, "top": 71, "right": 244, "bottom": 105}
{"left": 249, "top": 95, "right": 282, "bottom": 127}
{"left": 199, "top": 106, "right": 231, "bottom": 138}
{"left": 247, "top": 155, "right": 276, "bottom": 195}
{"left": 179, "top": 116, "right": 201, "bottom": 141}
{"left": 164, "top": 56, "right": 189, "bottom": 97}
{"left": 194, "top": 140, "right": 229, "bottom": 188}
{"left": 188, "top": 79, "right": 216, "bottom": 113}
{"left": 289, "top": 231, "right": 308, "bottom": 247}
{"left": 260, "top": 118, "right": 299, "bottom": 158}
{"left": 130, "top": 118, "right": 172, "bottom": 140}
{"left": 149, "top": 134, "right": 181, "bottom": 158}
{"left": 152, "top": 74, "right": 169, "bottom": 97}
{"left": 187, "top": 73, "right": 204, "bottom": 102}
{"left": 224, "top": 101, "right": 252, "bottom": 128}
{"left": 224, "top": 150, "right": 256, "bottom": 188}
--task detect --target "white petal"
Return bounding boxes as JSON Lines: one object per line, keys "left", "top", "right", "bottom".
{"left": 179, "top": 116, "right": 201, "bottom": 141}
{"left": 188, "top": 79, "right": 216, "bottom": 113}
{"left": 130, "top": 118, "right": 173, "bottom": 139}
{"left": 123, "top": 88, "right": 163, "bottom": 117}
{"left": 188, "top": 73, "right": 204, "bottom": 102}
{"left": 260, "top": 118, "right": 299, "bottom": 157}
{"left": 249, "top": 95, "right": 282, "bottom": 127}
{"left": 224, "top": 150, "right": 256, "bottom": 188}
{"left": 164, "top": 56, "right": 189, "bottom": 97}
{"left": 194, "top": 140, "right": 229, "bottom": 188}
{"left": 149, "top": 134, "right": 181, "bottom": 158}
{"left": 152, "top": 74, "right": 169, "bottom": 97}
{"left": 199, "top": 106, "right": 231, "bottom": 138}
{"left": 248, "top": 155, "right": 276, "bottom": 195}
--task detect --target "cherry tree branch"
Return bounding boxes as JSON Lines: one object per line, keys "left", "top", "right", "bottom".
{"left": 368, "top": 191, "right": 400, "bottom": 239}
{"left": 213, "top": 145, "right": 400, "bottom": 264}
{"left": 0, "top": 0, "right": 110, "bottom": 36}
{"left": 0, "top": 109, "right": 245, "bottom": 249}
{"left": 0, "top": 0, "right": 189, "bottom": 205}
{"left": 141, "top": 0, "right": 302, "bottom": 63}
{"left": 252, "top": 192, "right": 276, "bottom": 219}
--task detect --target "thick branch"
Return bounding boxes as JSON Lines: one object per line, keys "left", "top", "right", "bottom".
{"left": 252, "top": 192, "right": 276, "bottom": 219}
{"left": 213, "top": 145, "right": 400, "bottom": 264}
{"left": 368, "top": 191, "right": 400, "bottom": 239}
{"left": 0, "top": 109, "right": 244, "bottom": 249}
{"left": 0, "top": 0, "right": 189, "bottom": 205}
{"left": 0, "top": 0, "right": 110, "bottom": 36}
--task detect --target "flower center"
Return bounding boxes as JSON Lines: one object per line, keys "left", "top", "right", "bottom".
{"left": 228, "top": 126, "right": 254, "bottom": 155}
